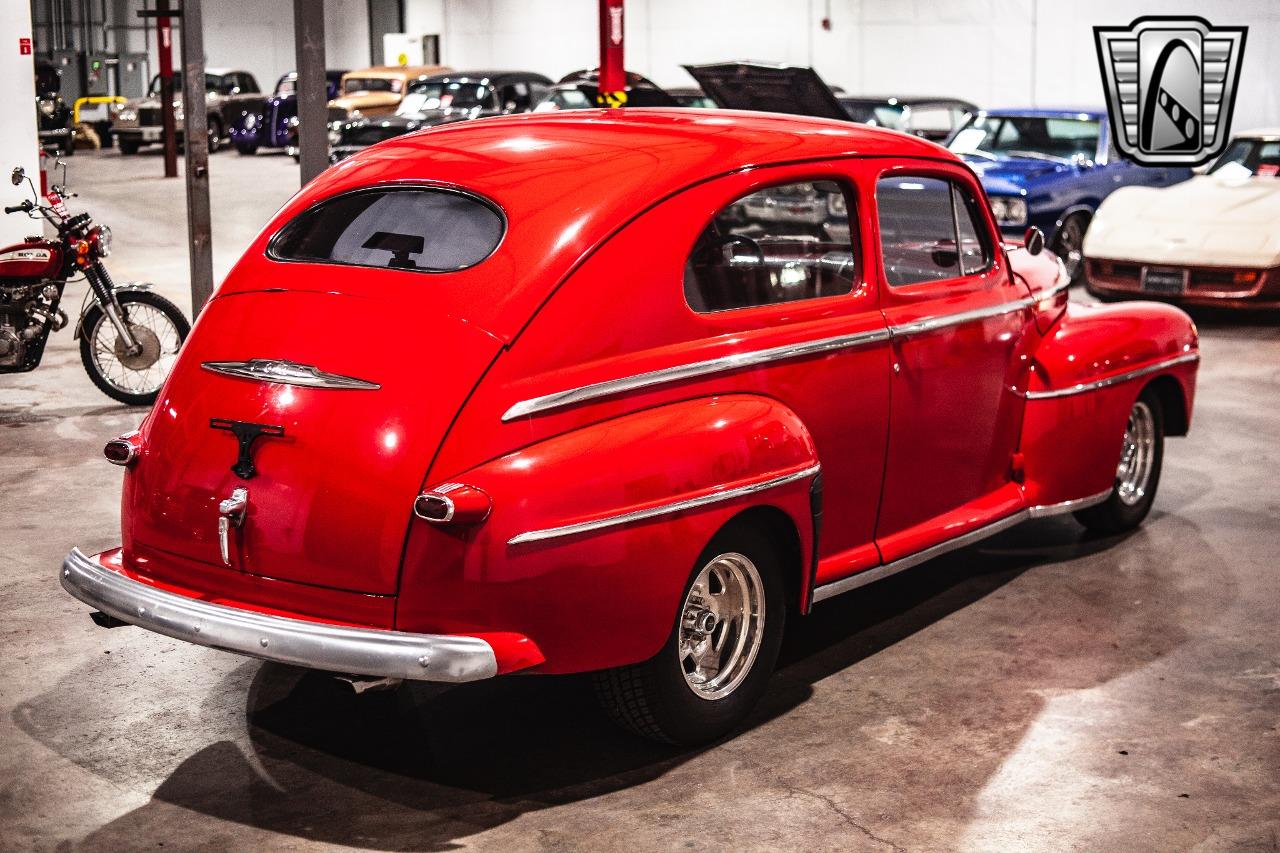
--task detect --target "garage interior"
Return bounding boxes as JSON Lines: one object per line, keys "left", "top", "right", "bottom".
{"left": 1, "top": 1, "right": 1278, "bottom": 851}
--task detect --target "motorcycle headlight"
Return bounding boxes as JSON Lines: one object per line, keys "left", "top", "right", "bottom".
{"left": 243, "top": 112, "right": 258, "bottom": 129}
{"left": 89, "top": 225, "right": 112, "bottom": 258}
{"left": 328, "top": 124, "right": 343, "bottom": 145}
{"left": 38, "top": 99, "right": 57, "bottom": 117}
{"left": 989, "top": 196, "right": 1028, "bottom": 227}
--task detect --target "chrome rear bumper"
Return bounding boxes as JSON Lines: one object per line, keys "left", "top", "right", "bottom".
{"left": 60, "top": 548, "right": 498, "bottom": 683}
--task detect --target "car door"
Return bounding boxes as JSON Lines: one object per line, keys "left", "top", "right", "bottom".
{"left": 869, "top": 161, "right": 1036, "bottom": 561}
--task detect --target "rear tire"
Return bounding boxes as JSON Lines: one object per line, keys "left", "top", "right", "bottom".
{"left": 1074, "top": 387, "right": 1165, "bottom": 534}
{"left": 207, "top": 118, "right": 223, "bottom": 153}
{"left": 1052, "top": 212, "right": 1089, "bottom": 283}
{"left": 118, "top": 138, "right": 139, "bottom": 156}
{"left": 594, "top": 522, "right": 786, "bottom": 745}
{"left": 235, "top": 141, "right": 258, "bottom": 156}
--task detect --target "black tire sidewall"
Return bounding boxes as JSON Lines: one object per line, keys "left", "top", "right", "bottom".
{"left": 1053, "top": 213, "right": 1089, "bottom": 282}
{"left": 78, "top": 289, "right": 190, "bottom": 407}
{"left": 638, "top": 523, "right": 788, "bottom": 746}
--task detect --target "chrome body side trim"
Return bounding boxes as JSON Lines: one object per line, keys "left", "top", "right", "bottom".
{"left": 508, "top": 464, "right": 821, "bottom": 545}
{"left": 61, "top": 548, "right": 498, "bottom": 682}
{"left": 1025, "top": 353, "right": 1199, "bottom": 400}
{"left": 811, "top": 488, "right": 1113, "bottom": 603}
{"left": 887, "top": 296, "right": 1029, "bottom": 338}
{"left": 201, "top": 359, "right": 380, "bottom": 390}
{"left": 500, "top": 330, "right": 891, "bottom": 421}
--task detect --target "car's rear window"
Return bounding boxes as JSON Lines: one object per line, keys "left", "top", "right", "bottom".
{"left": 269, "top": 187, "right": 504, "bottom": 273}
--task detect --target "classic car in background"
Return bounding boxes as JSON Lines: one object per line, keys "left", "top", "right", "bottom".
{"left": 326, "top": 65, "right": 449, "bottom": 126}
{"left": 838, "top": 95, "right": 975, "bottom": 141}
{"left": 1084, "top": 129, "right": 1280, "bottom": 309}
{"left": 948, "top": 109, "right": 1193, "bottom": 278}
{"left": 228, "top": 69, "right": 346, "bottom": 156}
{"left": 330, "top": 70, "right": 552, "bottom": 161}
{"left": 111, "top": 68, "right": 263, "bottom": 154}
{"left": 63, "top": 110, "right": 1198, "bottom": 747}
{"left": 667, "top": 86, "right": 716, "bottom": 109}
{"left": 35, "top": 60, "right": 75, "bottom": 156}
{"left": 682, "top": 61, "right": 975, "bottom": 142}
{"left": 533, "top": 68, "right": 680, "bottom": 110}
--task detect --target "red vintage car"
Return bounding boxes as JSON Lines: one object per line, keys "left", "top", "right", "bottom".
{"left": 62, "top": 110, "right": 1199, "bottom": 745}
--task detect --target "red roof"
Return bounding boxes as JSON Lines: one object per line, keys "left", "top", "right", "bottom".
{"left": 245, "top": 110, "right": 956, "bottom": 340}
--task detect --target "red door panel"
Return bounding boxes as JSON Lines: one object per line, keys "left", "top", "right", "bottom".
{"left": 866, "top": 162, "right": 1035, "bottom": 548}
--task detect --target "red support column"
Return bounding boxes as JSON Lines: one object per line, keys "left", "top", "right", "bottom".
{"left": 597, "top": 0, "right": 625, "bottom": 107}
{"left": 155, "top": 0, "right": 178, "bottom": 178}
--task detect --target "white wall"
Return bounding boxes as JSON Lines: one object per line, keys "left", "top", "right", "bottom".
{"left": 439, "top": 0, "right": 1280, "bottom": 130}
{"left": 2, "top": 0, "right": 41, "bottom": 247}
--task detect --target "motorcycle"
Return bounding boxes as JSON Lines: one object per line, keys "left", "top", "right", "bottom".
{"left": 1, "top": 161, "right": 188, "bottom": 405}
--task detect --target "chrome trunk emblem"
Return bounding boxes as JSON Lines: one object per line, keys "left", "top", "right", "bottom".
{"left": 201, "top": 359, "right": 380, "bottom": 390}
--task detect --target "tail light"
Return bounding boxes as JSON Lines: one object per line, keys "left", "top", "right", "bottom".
{"left": 414, "top": 483, "right": 491, "bottom": 525}
{"left": 104, "top": 431, "right": 141, "bottom": 466}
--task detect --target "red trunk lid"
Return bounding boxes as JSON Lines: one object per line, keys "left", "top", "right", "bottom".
{"left": 126, "top": 288, "right": 501, "bottom": 595}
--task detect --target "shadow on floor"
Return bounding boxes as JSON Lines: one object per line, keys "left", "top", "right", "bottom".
{"left": 17, "top": 514, "right": 1213, "bottom": 850}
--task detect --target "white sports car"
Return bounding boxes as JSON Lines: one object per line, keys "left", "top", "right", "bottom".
{"left": 1083, "top": 129, "right": 1280, "bottom": 309}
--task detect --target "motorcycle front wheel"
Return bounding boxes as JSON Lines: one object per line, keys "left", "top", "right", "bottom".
{"left": 79, "top": 290, "right": 190, "bottom": 406}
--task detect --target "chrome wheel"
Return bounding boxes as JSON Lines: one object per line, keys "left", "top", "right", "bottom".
{"left": 677, "top": 552, "right": 765, "bottom": 701}
{"left": 89, "top": 303, "right": 181, "bottom": 397}
{"left": 1116, "top": 400, "right": 1156, "bottom": 506}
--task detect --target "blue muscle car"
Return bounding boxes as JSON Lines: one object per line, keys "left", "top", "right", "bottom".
{"left": 228, "top": 70, "right": 346, "bottom": 156}
{"left": 947, "top": 108, "right": 1192, "bottom": 277}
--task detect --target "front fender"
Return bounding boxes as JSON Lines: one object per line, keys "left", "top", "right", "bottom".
{"left": 396, "top": 395, "right": 819, "bottom": 674}
{"left": 1021, "top": 301, "right": 1198, "bottom": 506}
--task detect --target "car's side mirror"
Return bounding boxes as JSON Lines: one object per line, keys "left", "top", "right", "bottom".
{"left": 10, "top": 166, "right": 24, "bottom": 186}
{"left": 1024, "top": 226, "right": 1045, "bottom": 256}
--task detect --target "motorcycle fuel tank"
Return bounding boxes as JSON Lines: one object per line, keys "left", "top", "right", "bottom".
{"left": 124, "top": 287, "right": 503, "bottom": 595}
{"left": 0, "top": 240, "right": 62, "bottom": 281}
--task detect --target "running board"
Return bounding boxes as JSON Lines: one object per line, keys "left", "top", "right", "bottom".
{"left": 810, "top": 490, "right": 1110, "bottom": 604}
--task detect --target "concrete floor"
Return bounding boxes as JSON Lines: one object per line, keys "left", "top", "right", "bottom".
{"left": 2, "top": 149, "right": 1278, "bottom": 853}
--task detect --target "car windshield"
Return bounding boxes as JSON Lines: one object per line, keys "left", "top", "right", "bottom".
{"left": 1208, "top": 138, "right": 1280, "bottom": 178}
{"left": 149, "top": 72, "right": 224, "bottom": 95}
{"left": 949, "top": 115, "right": 1099, "bottom": 163}
{"left": 398, "top": 81, "right": 494, "bottom": 116}
{"left": 343, "top": 77, "right": 399, "bottom": 94}
{"left": 840, "top": 100, "right": 904, "bottom": 129}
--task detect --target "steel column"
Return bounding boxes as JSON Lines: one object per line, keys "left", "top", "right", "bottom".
{"left": 178, "top": 0, "right": 213, "bottom": 315}
{"left": 293, "top": 0, "right": 328, "bottom": 186}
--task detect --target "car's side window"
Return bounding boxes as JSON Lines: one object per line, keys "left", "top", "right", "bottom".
{"left": 683, "top": 180, "right": 858, "bottom": 313}
{"left": 877, "top": 175, "right": 992, "bottom": 286}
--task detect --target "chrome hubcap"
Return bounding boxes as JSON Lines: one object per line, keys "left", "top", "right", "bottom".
{"left": 677, "top": 552, "right": 765, "bottom": 701}
{"left": 1116, "top": 400, "right": 1156, "bottom": 506}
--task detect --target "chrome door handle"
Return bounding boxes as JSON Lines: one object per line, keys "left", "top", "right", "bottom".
{"left": 218, "top": 487, "right": 248, "bottom": 566}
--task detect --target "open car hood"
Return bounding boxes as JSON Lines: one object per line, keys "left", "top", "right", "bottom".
{"left": 682, "top": 62, "right": 848, "bottom": 121}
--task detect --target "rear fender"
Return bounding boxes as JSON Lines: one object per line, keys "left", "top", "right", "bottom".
{"left": 1020, "top": 301, "right": 1198, "bottom": 506}
{"left": 396, "top": 394, "right": 819, "bottom": 674}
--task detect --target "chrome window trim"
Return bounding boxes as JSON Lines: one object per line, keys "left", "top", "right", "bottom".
{"left": 201, "top": 359, "right": 381, "bottom": 390}
{"left": 508, "top": 464, "right": 821, "bottom": 546}
{"left": 500, "top": 330, "right": 891, "bottom": 421}
{"left": 1024, "top": 352, "right": 1199, "bottom": 400}
{"left": 887, "top": 295, "right": 1028, "bottom": 337}
{"left": 811, "top": 488, "right": 1111, "bottom": 603}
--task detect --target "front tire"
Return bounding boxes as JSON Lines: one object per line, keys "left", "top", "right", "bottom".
{"left": 594, "top": 523, "right": 786, "bottom": 745}
{"left": 1075, "top": 387, "right": 1165, "bottom": 534}
{"left": 207, "top": 118, "right": 223, "bottom": 153}
{"left": 118, "top": 138, "right": 139, "bottom": 156}
{"left": 1053, "top": 212, "right": 1089, "bottom": 283}
{"left": 79, "top": 290, "right": 190, "bottom": 406}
